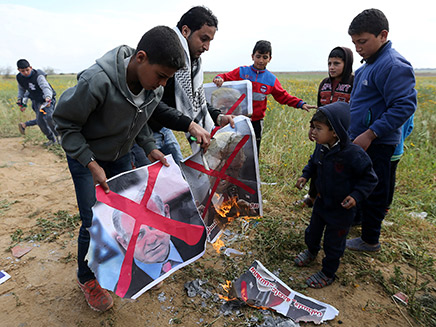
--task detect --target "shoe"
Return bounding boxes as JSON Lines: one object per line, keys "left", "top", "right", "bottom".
{"left": 77, "top": 279, "right": 114, "bottom": 312}
{"left": 294, "top": 249, "right": 317, "bottom": 267}
{"left": 18, "top": 123, "right": 26, "bottom": 135}
{"left": 346, "top": 237, "right": 380, "bottom": 252}
{"left": 306, "top": 271, "right": 335, "bottom": 289}
{"left": 43, "top": 140, "right": 56, "bottom": 147}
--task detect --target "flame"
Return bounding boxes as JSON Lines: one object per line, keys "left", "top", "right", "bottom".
{"left": 220, "top": 280, "right": 232, "bottom": 292}
{"left": 214, "top": 195, "right": 238, "bottom": 218}
{"left": 212, "top": 235, "right": 225, "bottom": 253}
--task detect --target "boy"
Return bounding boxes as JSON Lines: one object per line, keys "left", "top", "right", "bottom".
{"left": 294, "top": 103, "right": 377, "bottom": 288}
{"left": 53, "top": 26, "right": 210, "bottom": 312}
{"left": 16, "top": 59, "right": 59, "bottom": 145}
{"left": 298, "top": 46, "right": 354, "bottom": 207}
{"left": 345, "top": 9, "right": 417, "bottom": 251}
{"left": 213, "top": 40, "right": 316, "bottom": 152}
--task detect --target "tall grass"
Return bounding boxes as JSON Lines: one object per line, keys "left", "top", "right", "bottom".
{"left": 1, "top": 72, "right": 435, "bottom": 325}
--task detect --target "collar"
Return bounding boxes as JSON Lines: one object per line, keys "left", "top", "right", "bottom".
{"left": 361, "top": 41, "right": 390, "bottom": 64}
{"left": 250, "top": 65, "right": 266, "bottom": 75}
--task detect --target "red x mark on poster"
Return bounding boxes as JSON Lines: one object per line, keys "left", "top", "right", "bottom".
{"left": 211, "top": 93, "right": 246, "bottom": 137}
{"left": 95, "top": 162, "right": 205, "bottom": 298}
{"left": 184, "top": 134, "right": 255, "bottom": 219}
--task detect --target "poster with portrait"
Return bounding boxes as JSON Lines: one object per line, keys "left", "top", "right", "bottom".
{"left": 203, "top": 80, "right": 253, "bottom": 117}
{"left": 86, "top": 156, "right": 207, "bottom": 299}
{"left": 180, "top": 116, "right": 262, "bottom": 243}
{"left": 230, "top": 261, "right": 339, "bottom": 324}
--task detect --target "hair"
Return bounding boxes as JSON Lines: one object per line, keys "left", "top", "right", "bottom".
{"left": 348, "top": 8, "right": 389, "bottom": 36}
{"left": 176, "top": 6, "right": 218, "bottom": 33}
{"left": 17, "top": 59, "right": 30, "bottom": 69}
{"left": 311, "top": 110, "right": 333, "bottom": 130}
{"left": 252, "top": 40, "right": 272, "bottom": 56}
{"left": 329, "top": 48, "right": 345, "bottom": 60}
{"left": 135, "top": 26, "right": 185, "bottom": 70}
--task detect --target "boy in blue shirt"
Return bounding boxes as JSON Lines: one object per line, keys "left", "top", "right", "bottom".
{"left": 345, "top": 9, "right": 417, "bottom": 251}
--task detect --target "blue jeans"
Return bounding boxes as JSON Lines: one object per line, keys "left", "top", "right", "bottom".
{"left": 130, "top": 128, "right": 184, "bottom": 168}
{"left": 360, "top": 143, "right": 395, "bottom": 244}
{"left": 67, "top": 153, "right": 132, "bottom": 283}
{"left": 30, "top": 99, "right": 59, "bottom": 142}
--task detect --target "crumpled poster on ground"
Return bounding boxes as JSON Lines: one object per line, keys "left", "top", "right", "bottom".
{"left": 86, "top": 156, "right": 207, "bottom": 299}
{"left": 230, "top": 261, "right": 339, "bottom": 324}
{"left": 180, "top": 116, "right": 262, "bottom": 243}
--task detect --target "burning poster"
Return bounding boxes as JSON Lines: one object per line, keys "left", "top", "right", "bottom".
{"left": 229, "top": 261, "right": 339, "bottom": 324}
{"left": 86, "top": 156, "right": 207, "bottom": 299}
{"left": 203, "top": 80, "right": 253, "bottom": 117}
{"left": 180, "top": 116, "right": 262, "bottom": 243}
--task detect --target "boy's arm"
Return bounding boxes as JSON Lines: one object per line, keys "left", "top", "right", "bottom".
{"left": 213, "top": 67, "right": 242, "bottom": 86}
{"left": 348, "top": 150, "right": 379, "bottom": 204}
{"left": 17, "top": 84, "right": 26, "bottom": 102}
{"left": 270, "top": 78, "right": 313, "bottom": 110}
{"left": 36, "top": 74, "right": 54, "bottom": 101}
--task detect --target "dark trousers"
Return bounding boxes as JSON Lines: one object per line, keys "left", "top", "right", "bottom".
{"left": 250, "top": 119, "right": 263, "bottom": 157}
{"left": 360, "top": 144, "right": 395, "bottom": 244}
{"left": 305, "top": 207, "right": 352, "bottom": 278}
{"left": 67, "top": 153, "right": 132, "bottom": 284}
{"left": 387, "top": 159, "right": 400, "bottom": 209}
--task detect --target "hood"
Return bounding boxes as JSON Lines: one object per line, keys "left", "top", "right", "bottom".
{"left": 318, "top": 102, "right": 351, "bottom": 147}
{"left": 330, "top": 46, "right": 354, "bottom": 84}
{"left": 95, "top": 45, "right": 135, "bottom": 99}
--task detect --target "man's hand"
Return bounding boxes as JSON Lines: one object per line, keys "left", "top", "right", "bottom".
{"left": 341, "top": 196, "right": 356, "bottom": 209}
{"left": 218, "top": 114, "right": 236, "bottom": 128}
{"left": 295, "top": 177, "right": 307, "bottom": 190}
{"left": 353, "top": 129, "right": 377, "bottom": 151}
{"left": 147, "top": 149, "right": 169, "bottom": 167}
{"left": 301, "top": 103, "right": 317, "bottom": 112}
{"left": 188, "top": 122, "right": 211, "bottom": 150}
{"left": 213, "top": 76, "right": 224, "bottom": 87}
{"left": 87, "top": 160, "right": 110, "bottom": 193}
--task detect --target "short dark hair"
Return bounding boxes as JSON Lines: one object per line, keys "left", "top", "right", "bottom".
{"left": 348, "top": 8, "right": 389, "bottom": 36}
{"left": 329, "top": 48, "right": 345, "bottom": 60}
{"left": 252, "top": 40, "right": 272, "bottom": 56}
{"left": 17, "top": 59, "right": 30, "bottom": 69}
{"left": 136, "top": 26, "right": 185, "bottom": 70}
{"left": 311, "top": 110, "right": 332, "bottom": 130}
{"left": 177, "top": 6, "right": 218, "bottom": 33}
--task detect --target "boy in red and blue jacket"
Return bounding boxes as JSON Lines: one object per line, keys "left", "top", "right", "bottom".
{"left": 213, "top": 40, "right": 316, "bottom": 152}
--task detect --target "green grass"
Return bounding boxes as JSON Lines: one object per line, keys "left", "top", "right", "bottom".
{"left": 1, "top": 72, "right": 435, "bottom": 325}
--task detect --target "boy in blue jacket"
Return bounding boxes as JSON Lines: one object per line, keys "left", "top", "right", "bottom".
{"left": 294, "top": 103, "right": 377, "bottom": 288}
{"left": 345, "top": 9, "right": 417, "bottom": 252}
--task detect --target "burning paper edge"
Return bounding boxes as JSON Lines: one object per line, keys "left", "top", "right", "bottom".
{"left": 234, "top": 260, "right": 339, "bottom": 323}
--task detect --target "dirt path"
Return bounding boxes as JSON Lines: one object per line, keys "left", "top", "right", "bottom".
{"left": 0, "top": 138, "right": 419, "bottom": 327}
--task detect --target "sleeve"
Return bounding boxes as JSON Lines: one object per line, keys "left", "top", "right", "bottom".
{"left": 301, "top": 150, "right": 317, "bottom": 181}
{"left": 36, "top": 74, "right": 53, "bottom": 99}
{"left": 149, "top": 101, "right": 192, "bottom": 131}
{"left": 135, "top": 124, "right": 158, "bottom": 156}
{"left": 17, "top": 83, "right": 26, "bottom": 100}
{"left": 270, "top": 78, "right": 304, "bottom": 108}
{"left": 349, "top": 150, "right": 378, "bottom": 203}
{"left": 369, "top": 64, "right": 417, "bottom": 139}
{"left": 207, "top": 103, "right": 221, "bottom": 126}
{"left": 216, "top": 67, "right": 242, "bottom": 82}
{"left": 53, "top": 76, "right": 101, "bottom": 166}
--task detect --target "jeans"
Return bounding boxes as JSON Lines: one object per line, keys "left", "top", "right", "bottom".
{"left": 30, "top": 98, "right": 59, "bottom": 142}
{"left": 67, "top": 153, "right": 132, "bottom": 283}
{"left": 360, "top": 143, "right": 395, "bottom": 244}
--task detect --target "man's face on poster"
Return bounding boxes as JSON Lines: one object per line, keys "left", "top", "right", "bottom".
{"left": 116, "top": 198, "right": 171, "bottom": 264}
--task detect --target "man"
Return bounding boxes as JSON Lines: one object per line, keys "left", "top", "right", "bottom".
{"left": 147, "top": 6, "right": 235, "bottom": 164}
{"left": 112, "top": 194, "right": 183, "bottom": 298}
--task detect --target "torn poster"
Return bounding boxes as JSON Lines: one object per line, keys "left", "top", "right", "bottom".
{"left": 203, "top": 80, "right": 253, "bottom": 117}
{"left": 229, "top": 261, "right": 339, "bottom": 324}
{"left": 86, "top": 156, "right": 207, "bottom": 299}
{"left": 0, "top": 270, "right": 11, "bottom": 285}
{"left": 181, "top": 116, "right": 262, "bottom": 243}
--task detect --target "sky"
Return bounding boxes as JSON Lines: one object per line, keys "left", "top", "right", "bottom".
{"left": 0, "top": 0, "right": 435, "bottom": 74}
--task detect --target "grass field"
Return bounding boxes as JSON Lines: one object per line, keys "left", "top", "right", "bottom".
{"left": 0, "top": 72, "right": 435, "bottom": 325}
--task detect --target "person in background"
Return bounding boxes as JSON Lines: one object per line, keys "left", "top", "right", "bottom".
{"left": 16, "top": 59, "right": 59, "bottom": 146}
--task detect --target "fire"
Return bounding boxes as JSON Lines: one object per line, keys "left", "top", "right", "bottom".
{"left": 214, "top": 194, "right": 238, "bottom": 218}
{"left": 212, "top": 235, "right": 225, "bottom": 253}
{"left": 220, "top": 280, "right": 232, "bottom": 293}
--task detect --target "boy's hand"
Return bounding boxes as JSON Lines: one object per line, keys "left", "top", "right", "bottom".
{"left": 218, "top": 114, "right": 236, "bottom": 128}
{"left": 87, "top": 160, "right": 110, "bottom": 194}
{"left": 213, "top": 76, "right": 224, "bottom": 87}
{"left": 147, "top": 149, "right": 169, "bottom": 167}
{"left": 295, "top": 177, "right": 307, "bottom": 190}
{"left": 188, "top": 122, "right": 211, "bottom": 151}
{"left": 341, "top": 196, "right": 356, "bottom": 209}
{"left": 353, "top": 129, "right": 377, "bottom": 151}
{"left": 301, "top": 104, "right": 317, "bottom": 112}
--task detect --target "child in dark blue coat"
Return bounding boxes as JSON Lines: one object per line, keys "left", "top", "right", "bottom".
{"left": 294, "top": 102, "right": 378, "bottom": 288}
